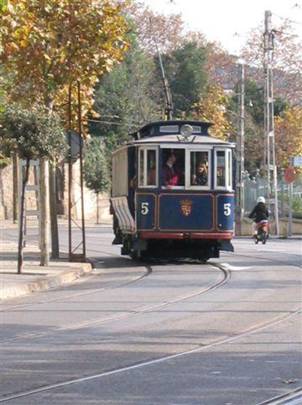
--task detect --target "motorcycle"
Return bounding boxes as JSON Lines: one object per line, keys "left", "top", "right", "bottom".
{"left": 254, "top": 221, "right": 269, "bottom": 244}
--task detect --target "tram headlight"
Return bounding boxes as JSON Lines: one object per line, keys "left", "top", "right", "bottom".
{"left": 180, "top": 124, "right": 193, "bottom": 139}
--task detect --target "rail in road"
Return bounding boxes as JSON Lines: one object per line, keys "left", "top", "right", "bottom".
{"left": 0, "top": 234, "right": 301, "bottom": 404}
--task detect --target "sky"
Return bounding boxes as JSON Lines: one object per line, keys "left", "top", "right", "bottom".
{"left": 141, "top": 0, "right": 302, "bottom": 55}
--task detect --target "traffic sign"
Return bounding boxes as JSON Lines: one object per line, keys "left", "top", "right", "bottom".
{"left": 284, "top": 167, "right": 296, "bottom": 184}
{"left": 293, "top": 156, "right": 302, "bottom": 167}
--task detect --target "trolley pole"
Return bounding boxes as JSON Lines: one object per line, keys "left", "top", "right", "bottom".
{"left": 235, "top": 62, "right": 245, "bottom": 235}
{"left": 157, "top": 47, "right": 173, "bottom": 121}
{"left": 263, "top": 10, "right": 279, "bottom": 236}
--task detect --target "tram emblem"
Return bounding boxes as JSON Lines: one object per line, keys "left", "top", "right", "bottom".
{"left": 180, "top": 199, "right": 192, "bottom": 216}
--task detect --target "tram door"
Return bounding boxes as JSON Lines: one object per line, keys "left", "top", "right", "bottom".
{"left": 214, "top": 148, "right": 234, "bottom": 231}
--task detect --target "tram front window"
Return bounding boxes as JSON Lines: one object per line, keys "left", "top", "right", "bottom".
{"left": 190, "top": 151, "right": 209, "bottom": 187}
{"left": 162, "top": 149, "right": 185, "bottom": 188}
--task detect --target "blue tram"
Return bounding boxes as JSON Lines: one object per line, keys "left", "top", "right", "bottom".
{"left": 110, "top": 120, "right": 235, "bottom": 261}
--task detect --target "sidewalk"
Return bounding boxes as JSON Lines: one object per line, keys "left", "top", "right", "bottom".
{"left": 0, "top": 240, "right": 92, "bottom": 301}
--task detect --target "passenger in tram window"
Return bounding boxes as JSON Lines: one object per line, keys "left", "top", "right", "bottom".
{"left": 192, "top": 162, "right": 208, "bottom": 186}
{"left": 217, "top": 167, "right": 225, "bottom": 187}
{"left": 162, "top": 153, "right": 181, "bottom": 187}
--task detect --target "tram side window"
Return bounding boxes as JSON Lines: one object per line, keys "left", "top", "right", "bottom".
{"left": 190, "top": 151, "right": 209, "bottom": 187}
{"left": 216, "top": 150, "right": 226, "bottom": 187}
{"left": 147, "top": 149, "right": 157, "bottom": 186}
{"left": 227, "top": 149, "right": 232, "bottom": 189}
{"left": 162, "top": 148, "right": 185, "bottom": 187}
{"left": 138, "top": 149, "right": 144, "bottom": 186}
{"left": 138, "top": 148, "right": 158, "bottom": 188}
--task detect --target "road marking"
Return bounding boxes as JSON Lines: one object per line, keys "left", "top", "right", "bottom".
{"left": 219, "top": 263, "right": 252, "bottom": 271}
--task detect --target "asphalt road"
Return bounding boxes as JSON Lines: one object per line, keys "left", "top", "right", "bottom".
{"left": 0, "top": 226, "right": 301, "bottom": 405}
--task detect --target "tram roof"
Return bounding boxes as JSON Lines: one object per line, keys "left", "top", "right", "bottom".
{"left": 131, "top": 120, "right": 212, "bottom": 139}
{"left": 129, "top": 134, "right": 233, "bottom": 146}
{"left": 128, "top": 120, "right": 234, "bottom": 146}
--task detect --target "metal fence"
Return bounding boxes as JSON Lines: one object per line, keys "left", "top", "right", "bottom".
{"left": 243, "top": 171, "right": 302, "bottom": 219}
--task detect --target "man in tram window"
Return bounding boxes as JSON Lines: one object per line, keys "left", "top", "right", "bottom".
{"left": 162, "top": 152, "right": 181, "bottom": 187}
{"left": 217, "top": 166, "right": 225, "bottom": 187}
{"left": 192, "top": 162, "right": 208, "bottom": 186}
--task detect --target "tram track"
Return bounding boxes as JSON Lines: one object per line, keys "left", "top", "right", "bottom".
{"left": 0, "top": 302, "right": 300, "bottom": 404}
{"left": 1, "top": 245, "right": 301, "bottom": 403}
{"left": 2, "top": 249, "right": 301, "bottom": 346}
{"left": 256, "top": 387, "right": 302, "bottom": 404}
{"left": 0, "top": 263, "right": 229, "bottom": 345}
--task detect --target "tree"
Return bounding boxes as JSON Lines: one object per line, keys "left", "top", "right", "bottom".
{"left": 92, "top": 43, "right": 162, "bottom": 150}
{"left": 242, "top": 19, "right": 302, "bottom": 105}
{"left": 0, "top": 0, "right": 129, "bottom": 114}
{"left": 0, "top": 0, "right": 129, "bottom": 256}
{"left": 161, "top": 41, "right": 208, "bottom": 117}
{"left": 84, "top": 137, "right": 110, "bottom": 224}
{"left": 192, "top": 84, "right": 233, "bottom": 140}
{"left": 127, "top": 3, "right": 184, "bottom": 55}
{"left": 0, "top": 104, "right": 66, "bottom": 273}
{"left": 275, "top": 106, "right": 302, "bottom": 168}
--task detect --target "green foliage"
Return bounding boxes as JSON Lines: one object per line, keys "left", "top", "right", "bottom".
{"left": 84, "top": 136, "right": 110, "bottom": 194}
{"left": 292, "top": 196, "right": 302, "bottom": 218}
{"left": 162, "top": 41, "right": 208, "bottom": 116}
{"left": 228, "top": 80, "right": 264, "bottom": 125}
{"left": 227, "top": 79, "right": 290, "bottom": 172}
{"left": 274, "top": 97, "right": 289, "bottom": 117}
{"left": 0, "top": 0, "right": 6, "bottom": 12}
{"left": 0, "top": 152, "right": 10, "bottom": 168}
{"left": 0, "top": 104, "right": 66, "bottom": 161}
{"left": 92, "top": 44, "right": 162, "bottom": 150}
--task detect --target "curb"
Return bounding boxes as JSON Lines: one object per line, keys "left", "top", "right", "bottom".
{"left": 0, "top": 262, "right": 93, "bottom": 301}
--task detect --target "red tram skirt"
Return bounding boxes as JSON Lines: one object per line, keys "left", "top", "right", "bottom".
{"left": 139, "top": 232, "right": 233, "bottom": 240}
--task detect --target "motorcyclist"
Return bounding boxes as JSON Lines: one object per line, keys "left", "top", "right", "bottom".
{"left": 248, "top": 196, "right": 269, "bottom": 237}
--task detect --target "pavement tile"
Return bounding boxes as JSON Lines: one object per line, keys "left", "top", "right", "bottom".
{"left": 0, "top": 231, "right": 92, "bottom": 301}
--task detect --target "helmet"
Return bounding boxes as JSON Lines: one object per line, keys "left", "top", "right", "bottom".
{"left": 257, "top": 196, "right": 265, "bottom": 203}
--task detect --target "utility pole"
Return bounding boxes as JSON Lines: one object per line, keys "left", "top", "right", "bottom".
{"left": 235, "top": 62, "right": 245, "bottom": 235}
{"left": 263, "top": 10, "right": 279, "bottom": 236}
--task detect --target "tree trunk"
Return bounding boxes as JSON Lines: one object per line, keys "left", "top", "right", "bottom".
{"left": 12, "top": 153, "right": 19, "bottom": 224}
{"left": 45, "top": 99, "right": 60, "bottom": 260}
{"left": 49, "top": 161, "right": 59, "bottom": 258}
{"left": 17, "top": 158, "right": 30, "bottom": 274}
{"left": 39, "top": 158, "right": 50, "bottom": 266}
{"left": 96, "top": 192, "right": 100, "bottom": 224}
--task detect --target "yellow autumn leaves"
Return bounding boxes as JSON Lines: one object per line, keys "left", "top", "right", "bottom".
{"left": 0, "top": 0, "right": 129, "bottom": 131}
{"left": 192, "top": 84, "right": 233, "bottom": 141}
